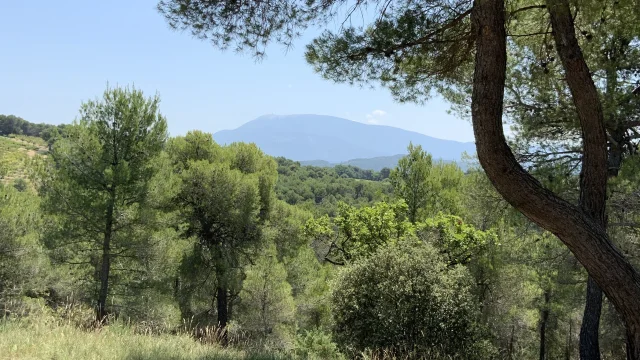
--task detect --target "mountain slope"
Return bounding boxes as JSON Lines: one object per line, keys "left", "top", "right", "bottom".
{"left": 213, "top": 114, "right": 475, "bottom": 163}
{"left": 300, "top": 155, "right": 405, "bottom": 171}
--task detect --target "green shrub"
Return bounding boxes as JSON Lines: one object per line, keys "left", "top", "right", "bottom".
{"left": 12, "top": 178, "right": 28, "bottom": 192}
{"left": 294, "top": 329, "right": 345, "bottom": 360}
{"left": 237, "top": 243, "right": 296, "bottom": 351}
{"left": 330, "top": 240, "right": 490, "bottom": 359}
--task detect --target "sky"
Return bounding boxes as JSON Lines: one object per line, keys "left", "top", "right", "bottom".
{"left": 0, "top": 0, "right": 475, "bottom": 142}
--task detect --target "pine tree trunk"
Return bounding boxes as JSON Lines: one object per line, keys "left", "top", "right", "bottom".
{"left": 580, "top": 277, "right": 603, "bottom": 360}
{"left": 540, "top": 291, "right": 550, "bottom": 360}
{"left": 471, "top": 1, "right": 640, "bottom": 359}
{"left": 216, "top": 285, "right": 228, "bottom": 346}
{"left": 579, "top": 44, "right": 626, "bottom": 360}
{"left": 97, "top": 196, "right": 115, "bottom": 323}
{"left": 567, "top": 320, "right": 573, "bottom": 360}
{"left": 508, "top": 324, "right": 515, "bottom": 360}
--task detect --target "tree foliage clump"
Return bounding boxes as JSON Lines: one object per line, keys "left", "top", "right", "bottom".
{"left": 0, "top": 114, "right": 67, "bottom": 141}
{"left": 39, "top": 86, "right": 169, "bottom": 322}
{"left": 391, "top": 143, "right": 464, "bottom": 222}
{"left": 0, "top": 186, "right": 49, "bottom": 310}
{"left": 304, "top": 200, "right": 412, "bottom": 265}
{"left": 330, "top": 240, "right": 490, "bottom": 359}
{"left": 168, "top": 132, "right": 278, "bottom": 337}
{"left": 274, "top": 157, "right": 393, "bottom": 214}
{"left": 236, "top": 243, "right": 296, "bottom": 350}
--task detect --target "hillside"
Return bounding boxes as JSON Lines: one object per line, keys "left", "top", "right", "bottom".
{"left": 300, "top": 155, "right": 406, "bottom": 171}
{"left": 301, "top": 154, "right": 469, "bottom": 172}
{"left": 0, "top": 135, "right": 47, "bottom": 186}
{"left": 214, "top": 114, "right": 475, "bottom": 163}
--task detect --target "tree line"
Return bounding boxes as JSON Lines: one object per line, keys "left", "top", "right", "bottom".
{"left": 0, "top": 114, "right": 67, "bottom": 142}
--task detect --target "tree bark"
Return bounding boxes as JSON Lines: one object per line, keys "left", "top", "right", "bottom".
{"left": 97, "top": 195, "right": 115, "bottom": 323}
{"left": 580, "top": 277, "right": 603, "bottom": 360}
{"left": 470, "top": 1, "right": 640, "bottom": 359}
{"left": 579, "top": 56, "right": 626, "bottom": 358}
{"left": 579, "top": 135, "right": 623, "bottom": 359}
{"left": 216, "top": 285, "right": 229, "bottom": 346}
{"left": 508, "top": 324, "right": 516, "bottom": 360}
{"left": 568, "top": 319, "right": 574, "bottom": 360}
{"left": 540, "top": 291, "right": 551, "bottom": 360}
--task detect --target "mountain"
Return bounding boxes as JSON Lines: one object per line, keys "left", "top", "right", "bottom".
{"left": 300, "top": 155, "right": 405, "bottom": 171}
{"left": 213, "top": 114, "right": 475, "bottom": 164}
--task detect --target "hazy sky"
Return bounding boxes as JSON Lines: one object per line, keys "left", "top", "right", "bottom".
{"left": 0, "top": 0, "right": 475, "bottom": 142}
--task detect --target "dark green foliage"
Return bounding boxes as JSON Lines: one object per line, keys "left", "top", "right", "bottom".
{"left": 157, "top": 0, "right": 330, "bottom": 58}
{"left": 156, "top": 0, "right": 474, "bottom": 102}
{"left": 0, "top": 186, "right": 49, "bottom": 308}
{"left": 0, "top": 114, "right": 67, "bottom": 141}
{"left": 330, "top": 240, "right": 489, "bottom": 358}
{"left": 39, "top": 86, "right": 169, "bottom": 320}
{"left": 333, "top": 164, "right": 385, "bottom": 181}
{"left": 391, "top": 143, "right": 465, "bottom": 222}
{"left": 168, "top": 132, "right": 277, "bottom": 331}
{"left": 294, "top": 330, "right": 344, "bottom": 360}
{"left": 236, "top": 243, "right": 296, "bottom": 350}
{"left": 2, "top": 0, "right": 639, "bottom": 357}
{"left": 12, "top": 178, "right": 28, "bottom": 192}
{"left": 274, "top": 157, "right": 393, "bottom": 215}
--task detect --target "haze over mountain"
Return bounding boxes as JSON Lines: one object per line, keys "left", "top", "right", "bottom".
{"left": 213, "top": 114, "right": 476, "bottom": 164}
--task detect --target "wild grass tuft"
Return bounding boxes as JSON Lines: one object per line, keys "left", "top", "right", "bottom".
{"left": 0, "top": 302, "right": 289, "bottom": 360}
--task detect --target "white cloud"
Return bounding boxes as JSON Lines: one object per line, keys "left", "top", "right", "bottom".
{"left": 365, "top": 109, "right": 387, "bottom": 124}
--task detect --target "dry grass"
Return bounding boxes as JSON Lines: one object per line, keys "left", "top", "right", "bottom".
{"left": 0, "top": 306, "right": 289, "bottom": 360}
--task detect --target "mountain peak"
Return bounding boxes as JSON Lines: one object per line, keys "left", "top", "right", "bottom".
{"left": 214, "top": 114, "right": 475, "bottom": 163}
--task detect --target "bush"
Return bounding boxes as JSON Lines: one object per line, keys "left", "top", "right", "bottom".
{"left": 330, "top": 240, "right": 490, "bottom": 359}
{"left": 12, "top": 178, "right": 28, "bottom": 192}
{"left": 237, "top": 243, "right": 296, "bottom": 351}
{"left": 294, "top": 329, "right": 345, "bottom": 360}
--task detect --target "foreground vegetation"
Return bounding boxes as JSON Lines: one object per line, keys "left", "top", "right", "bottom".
{"left": 0, "top": 306, "right": 282, "bottom": 360}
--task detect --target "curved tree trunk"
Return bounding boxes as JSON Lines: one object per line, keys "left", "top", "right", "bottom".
{"left": 470, "top": 1, "right": 640, "bottom": 359}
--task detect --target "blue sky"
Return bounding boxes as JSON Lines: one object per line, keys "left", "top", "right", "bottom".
{"left": 0, "top": 0, "right": 475, "bottom": 142}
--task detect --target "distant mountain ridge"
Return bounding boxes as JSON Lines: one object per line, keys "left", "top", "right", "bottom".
{"left": 213, "top": 114, "right": 475, "bottom": 164}
{"left": 300, "top": 154, "right": 469, "bottom": 172}
{"left": 300, "top": 155, "right": 406, "bottom": 171}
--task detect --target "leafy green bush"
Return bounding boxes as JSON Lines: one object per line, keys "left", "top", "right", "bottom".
{"left": 237, "top": 243, "right": 296, "bottom": 351}
{"left": 294, "top": 329, "right": 345, "bottom": 360}
{"left": 330, "top": 240, "right": 491, "bottom": 359}
{"left": 12, "top": 178, "right": 28, "bottom": 192}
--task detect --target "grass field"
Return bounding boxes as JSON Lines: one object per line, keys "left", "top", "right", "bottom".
{"left": 0, "top": 318, "right": 287, "bottom": 360}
